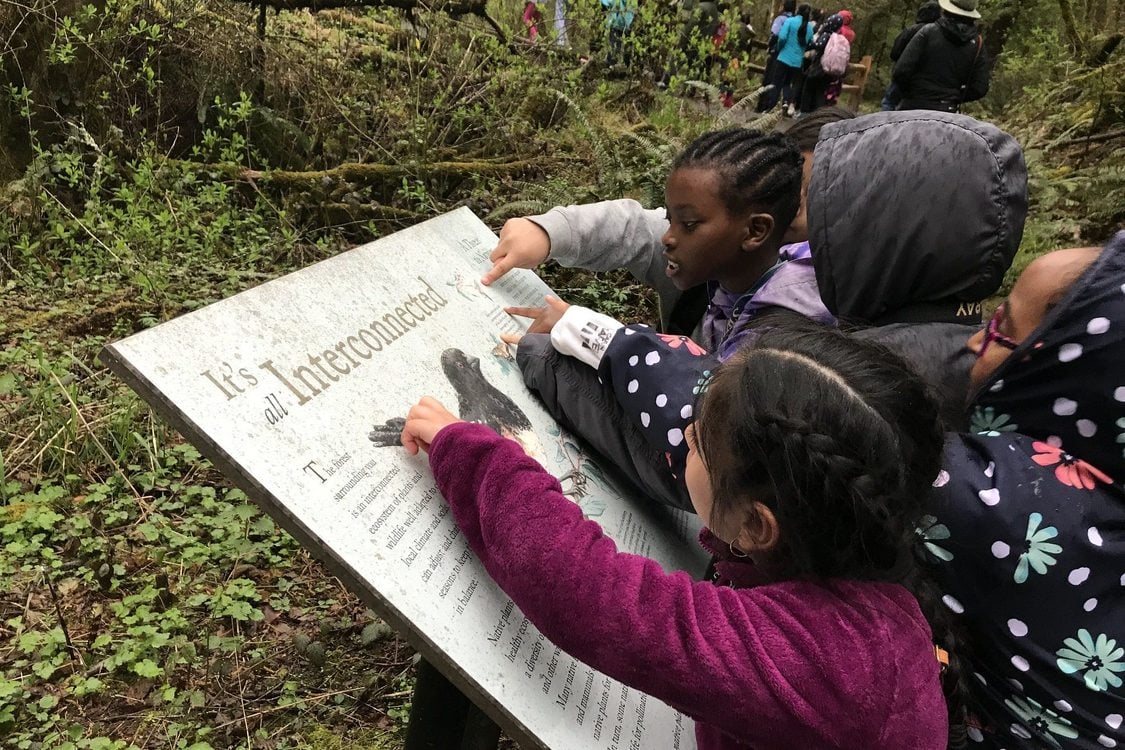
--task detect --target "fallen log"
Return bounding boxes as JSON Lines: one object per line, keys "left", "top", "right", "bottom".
{"left": 1059, "top": 128, "right": 1125, "bottom": 147}
{"left": 228, "top": 0, "right": 508, "bottom": 42}
{"left": 238, "top": 0, "right": 483, "bottom": 13}
{"left": 232, "top": 158, "right": 548, "bottom": 187}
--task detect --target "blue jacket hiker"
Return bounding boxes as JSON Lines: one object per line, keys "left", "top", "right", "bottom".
{"left": 600, "top": 0, "right": 635, "bottom": 67}
{"left": 921, "top": 233, "right": 1125, "bottom": 749}
{"left": 775, "top": 11, "right": 814, "bottom": 69}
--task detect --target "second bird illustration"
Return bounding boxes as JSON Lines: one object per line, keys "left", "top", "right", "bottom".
{"left": 368, "top": 346, "right": 608, "bottom": 516}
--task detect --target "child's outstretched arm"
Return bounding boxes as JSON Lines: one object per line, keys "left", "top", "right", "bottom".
{"left": 418, "top": 420, "right": 945, "bottom": 749}
{"left": 547, "top": 306, "right": 717, "bottom": 478}
{"left": 482, "top": 202, "right": 679, "bottom": 325}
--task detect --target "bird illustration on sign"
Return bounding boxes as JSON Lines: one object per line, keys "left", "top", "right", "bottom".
{"left": 368, "top": 346, "right": 608, "bottom": 517}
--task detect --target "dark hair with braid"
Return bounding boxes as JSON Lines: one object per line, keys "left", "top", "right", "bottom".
{"left": 779, "top": 106, "right": 855, "bottom": 153}
{"left": 796, "top": 4, "right": 813, "bottom": 45}
{"left": 672, "top": 128, "right": 804, "bottom": 239}
{"left": 694, "top": 315, "right": 970, "bottom": 746}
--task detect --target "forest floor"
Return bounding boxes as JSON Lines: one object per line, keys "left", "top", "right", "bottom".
{"left": 1, "top": 2, "right": 1122, "bottom": 748}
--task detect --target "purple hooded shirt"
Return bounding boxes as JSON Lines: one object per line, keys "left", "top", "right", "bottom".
{"left": 428, "top": 422, "right": 948, "bottom": 749}
{"left": 699, "top": 242, "right": 832, "bottom": 361}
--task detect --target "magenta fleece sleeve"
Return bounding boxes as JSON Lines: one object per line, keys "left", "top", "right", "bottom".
{"left": 428, "top": 422, "right": 948, "bottom": 750}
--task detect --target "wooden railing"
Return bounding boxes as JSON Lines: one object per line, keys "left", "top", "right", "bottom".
{"left": 839, "top": 54, "right": 874, "bottom": 110}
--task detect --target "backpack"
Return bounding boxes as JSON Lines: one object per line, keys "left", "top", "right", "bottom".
{"left": 820, "top": 32, "right": 851, "bottom": 77}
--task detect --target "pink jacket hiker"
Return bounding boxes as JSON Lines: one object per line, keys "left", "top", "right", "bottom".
{"left": 429, "top": 422, "right": 948, "bottom": 749}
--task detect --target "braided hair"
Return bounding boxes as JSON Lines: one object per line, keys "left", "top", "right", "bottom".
{"left": 672, "top": 128, "right": 804, "bottom": 240}
{"left": 795, "top": 4, "right": 813, "bottom": 46}
{"left": 694, "top": 315, "right": 970, "bottom": 746}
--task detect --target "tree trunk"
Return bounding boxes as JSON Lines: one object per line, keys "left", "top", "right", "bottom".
{"left": 1056, "top": 0, "right": 1086, "bottom": 54}
{"left": 1087, "top": 0, "right": 1106, "bottom": 26}
{"left": 235, "top": 158, "right": 549, "bottom": 186}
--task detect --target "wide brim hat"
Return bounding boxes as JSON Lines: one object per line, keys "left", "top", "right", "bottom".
{"left": 938, "top": 0, "right": 981, "bottom": 18}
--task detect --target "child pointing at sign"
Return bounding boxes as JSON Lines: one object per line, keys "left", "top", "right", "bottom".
{"left": 401, "top": 322, "right": 961, "bottom": 749}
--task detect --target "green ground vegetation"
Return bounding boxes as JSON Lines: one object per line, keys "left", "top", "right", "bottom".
{"left": 0, "top": 0, "right": 1121, "bottom": 746}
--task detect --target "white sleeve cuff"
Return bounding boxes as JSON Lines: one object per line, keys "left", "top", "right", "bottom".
{"left": 550, "top": 306, "right": 624, "bottom": 369}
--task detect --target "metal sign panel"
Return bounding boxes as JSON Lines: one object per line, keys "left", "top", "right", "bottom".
{"left": 102, "top": 207, "right": 704, "bottom": 750}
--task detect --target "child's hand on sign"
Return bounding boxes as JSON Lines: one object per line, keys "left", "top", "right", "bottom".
{"left": 481, "top": 218, "right": 551, "bottom": 286}
{"left": 502, "top": 295, "right": 571, "bottom": 345}
{"left": 401, "top": 397, "right": 463, "bottom": 455}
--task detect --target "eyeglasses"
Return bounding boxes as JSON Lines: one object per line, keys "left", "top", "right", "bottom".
{"left": 977, "top": 302, "right": 1019, "bottom": 358}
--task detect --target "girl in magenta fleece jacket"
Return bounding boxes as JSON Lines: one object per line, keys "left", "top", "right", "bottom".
{"left": 401, "top": 323, "right": 958, "bottom": 749}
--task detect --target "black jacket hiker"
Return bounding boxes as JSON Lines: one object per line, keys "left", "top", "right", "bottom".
{"left": 893, "top": 15, "right": 990, "bottom": 112}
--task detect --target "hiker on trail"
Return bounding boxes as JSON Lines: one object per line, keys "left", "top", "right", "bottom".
{"left": 401, "top": 323, "right": 956, "bottom": 749}
{"left": 797, "top": 9, "right": 854, "bottom": 113}
{"left": 554, "top": 0, "right": 569, "bottom": 46}
{"left": 882, "top": 2, "right": 942, "bottom": 110}
{"left": 821, "top": 10, "right": 854, "bottom": 106}
{"left": 774, "top": 4, "right": 815, "bottom": 114}
{"left": 924, "top": 234, "right": 1125, "bottom": 749}
{"left": 676, "top": 0, "right": 723, "bottom": 82}
{"left": 522, "top": 0, "right": 545, "bottom": 42}
{"left": 481, "top": 112, "right": 1026, "bottom": 507}
{"left": 757, "top": 0, "right": 796, "bottom": 111}
{"left": 892, "top": 0, "right": 990, "bottom": 112}
{"left": 601, "top": 0, "right": 636, "bottom": 67}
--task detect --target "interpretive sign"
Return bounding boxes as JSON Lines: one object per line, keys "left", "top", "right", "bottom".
{"left": 102, "top": 207, "right": 707, "bottom": 750}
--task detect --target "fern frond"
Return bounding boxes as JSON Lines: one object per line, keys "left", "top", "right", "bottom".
{"left": 750, "top": 107, "right": 785, "bottom": 132}
{"left": 682, "top": 79, "right": 721, "bottom": 99}
{"left": 549, "top": 88, "right": 616, "bottom": 175}
{"left": 715, "top": 85, "right": 771, "bottom": 126}
{"left": 486, "top": 199, "right": 555, "bottom": 221}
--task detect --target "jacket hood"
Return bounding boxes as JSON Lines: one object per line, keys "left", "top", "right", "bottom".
{"left": 937, "top": 14, "right": 978, "bottom": 42}
{"left": 970, "top": 230, "right": 1125, "bottom": 480}
{"left": 838, "top": 9, "right": 853, "bottom": 24}
{"left": 916, "top": 2, "right": 940, "bottom": 22}
{"left": 808, "top": 111, "right": 1027, "bottom": 326}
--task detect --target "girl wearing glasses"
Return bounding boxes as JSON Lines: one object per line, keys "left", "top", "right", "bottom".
{"left": 924, "top": 232, "right": 1124, "bottom": 749}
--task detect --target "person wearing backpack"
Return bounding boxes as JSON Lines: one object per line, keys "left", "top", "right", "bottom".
{"left": 892, "top": 0, "right": 990, "bottom": 112}
{"left": 798, "top": 10, "right": 852, "bottom": 113}
{"left": 757, "top": 0, "right": 796, "bottom": 111}
{"left": 775, "top": 4, "right": 815, "bottom": 114}
{"left": 600, "top": 0, "right": 636, "bottom": 68}
{"left": 881, "top": 2, "right": 942, "bottom": 110}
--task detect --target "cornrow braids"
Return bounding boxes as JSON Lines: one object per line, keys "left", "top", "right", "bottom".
{"left": 695, "top": 316, "right": 969, "bottom": 745}
{"left": 673, "top": 128, "right": 804, "bottom": 239}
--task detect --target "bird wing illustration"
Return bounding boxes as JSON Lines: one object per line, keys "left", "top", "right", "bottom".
{"left": 368, "top": 417, "right": 407, "bottom": 448}
{"left": 367, "top": 348, "right": 544, "bottom": 463}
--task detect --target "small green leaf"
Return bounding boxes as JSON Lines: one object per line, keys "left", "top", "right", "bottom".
{"left": 132, "top": 659, "right": 162, "bottom": 677}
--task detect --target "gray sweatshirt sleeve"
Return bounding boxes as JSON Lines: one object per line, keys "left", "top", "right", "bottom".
{"left": 528, "top": 199, "right": 683, "bottom": 329}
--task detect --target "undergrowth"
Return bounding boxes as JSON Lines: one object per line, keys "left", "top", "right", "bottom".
{"left": 0, "top": 0, "right": 1119, "bottom": 747}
